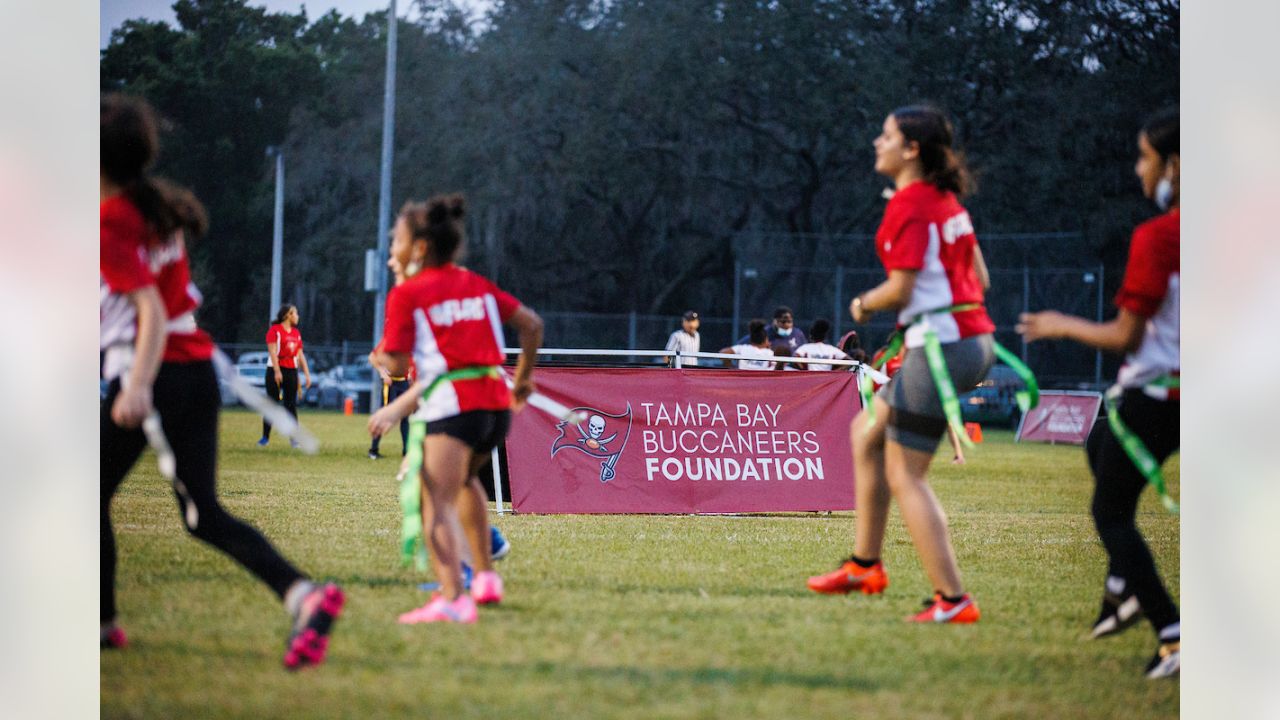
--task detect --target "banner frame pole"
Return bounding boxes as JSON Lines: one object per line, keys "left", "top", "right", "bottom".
{"left": 491, "top": 445, "right": 506, "bottom": 515}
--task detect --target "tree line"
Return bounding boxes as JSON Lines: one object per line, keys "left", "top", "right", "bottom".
{"left": 101, "top": 0, "right": 1179, "bottom": 346}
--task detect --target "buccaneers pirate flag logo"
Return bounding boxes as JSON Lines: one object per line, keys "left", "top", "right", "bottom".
{"left": 550, "top": 403, "right": 633, "bottom": 482}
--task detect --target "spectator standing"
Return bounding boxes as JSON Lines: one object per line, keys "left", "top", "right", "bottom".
{"left": 736, "top": 306, "right": 807, "bottom": 353}
{"left": 795, "top": 319, "right": 851, "bottom": 371}
{"left": 721, "top": 319, "right": 776, "bottom": 370}
{"left": 664, "top": 310, "right": 701, "bottom": 366}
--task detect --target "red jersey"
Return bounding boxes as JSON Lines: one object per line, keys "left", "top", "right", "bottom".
{"left": 100, "top": 194, "right": 213, "bottom": 379}
{"left": 266, "top": 324, "right": 303, "bottom": 369}
{"left": 875, "top": 182, "right": 995, "bottom": 348}
{"left": 1115, "top": 210, "right": 1179, "bottom": 397}
{"left": 381, "top": 264, "right": 521, "bottom": 420}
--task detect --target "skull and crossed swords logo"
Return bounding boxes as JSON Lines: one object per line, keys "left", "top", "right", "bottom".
{"left": 577, "top": 414, "right": 618, "bottom": 452}
{"left": 551, "top": 403, "right": 633, "bottom": 483}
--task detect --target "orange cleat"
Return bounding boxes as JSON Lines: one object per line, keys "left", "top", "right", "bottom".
{"left": 806, "top": 559, "right": 889, "bottom": 595}
{"left": 908, "top": 593, "right": 980, "bottom": 624}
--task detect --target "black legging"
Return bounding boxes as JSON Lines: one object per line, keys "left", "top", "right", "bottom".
{"left": 370, "top": 377, "right": 411, "bottom": 455}
{"left": 1086, "top": 388, "right": 1180, "bottom": 633}
{"left": 101, "top": 361, "right": 305, "bottom": 623}
{"left": 263, "top": 366, "right": 299, "bottom": 439}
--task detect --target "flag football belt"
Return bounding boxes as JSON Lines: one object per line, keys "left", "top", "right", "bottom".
{"left": 399, "top": 365, "right": 501, "bottom": 569}
{"left": 1103, "top": 374, "right": 1180, "bottom": 514}
{"left": 381, "top": 375, "right": 409, "bottom": 405}
{"left": 858, "top": 303, "right": 1039, "bottom": 449}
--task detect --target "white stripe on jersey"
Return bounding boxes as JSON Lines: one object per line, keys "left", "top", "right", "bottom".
{"left": 1119, "top": 273, "right": 1180, "bottom": 390}
{"left": 412, "top": 307, "right": 460, "bottom": 421}
{"left": 100, "top": 280, "right": 138, "bottom": 355}
{"left": 483, "top": 293, "right": 506, "bottom": 353}
{"left": 900, "top": 222, "right": 960, "bottom": 348}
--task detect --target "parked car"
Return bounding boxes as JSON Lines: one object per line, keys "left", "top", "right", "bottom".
{"left": 237, "top": 351, "right": 271, "bottom": 366}
{"left": 303, "top": 369, "right": 340, "bottom": 407}
{"left": 959, "top": 364, "right": 1026, "bottom": 429}
{"left": 219, "top": 360, "right": 270, "bottom": 406}
{"left": 331, "top": 361, "right": 375, "bottom": 412}
{"left": 300, "top": 361, "right": 375, "bottom": 411}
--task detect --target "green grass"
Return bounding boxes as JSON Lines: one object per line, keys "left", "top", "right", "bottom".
{"left": 101, "top": 409, "right": 1179, "bottom": 719}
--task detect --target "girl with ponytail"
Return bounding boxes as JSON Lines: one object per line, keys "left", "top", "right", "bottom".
{"left": 806, "top": 104, "right": 996, "bottom": 624}
{"left": 1019, "top": 108, "right": 1181, "bottom": 679}
{"left": 100, "top": 94, "right": 343, "bottom": 667}
{"left": 370, "top": 193, "right": 543, "bottom": 624}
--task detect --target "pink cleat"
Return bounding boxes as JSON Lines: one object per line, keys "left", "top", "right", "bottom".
{"left": 101, "top": 625, "right": 128, "bottom": 650}
{"left": 398, "top": 593, "right": 478, "bottom": 624}
{"left": 283, "top": 583, "right": 345, "bottom": 670}
{"left": 471, "top": 571, "right": 504, "bottom": 605}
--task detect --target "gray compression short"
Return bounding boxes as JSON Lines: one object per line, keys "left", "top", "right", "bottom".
{"left": 878, "top": 334, "right": 995, "bottom": 452}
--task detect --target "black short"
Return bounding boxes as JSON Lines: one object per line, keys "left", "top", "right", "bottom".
{"left": 425, "top": 410, "right": 511, "bottom": 454}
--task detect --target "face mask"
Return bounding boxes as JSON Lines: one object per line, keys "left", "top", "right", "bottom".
{"left": 1154, "top": 177, "right": 1174, "bottom": 211}
{"left": 776, "top": 327, "right": 792, "bottom": 337}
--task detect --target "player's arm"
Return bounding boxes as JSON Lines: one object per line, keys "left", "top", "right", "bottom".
{"left": 374, "top": 350, "right": 411, "bottom": 385}
{"left": 112, "top": 286, "right": 167, "bottom": 428}
{"left": 367, "top": 355, "right": 420, "bottom": 437}
{"left": 1017, "top": 308, "right": 1146, "bottom": 354}
{"left": 298, "top": 350, "right": 312, "bottom": 388}
{"left": 973, "top": 244, "right": 991, "bottom": 291}
{"left": 718, "top": 346, "right": 738, "bottom": 368}
{"left": 266, "top": 330, "right": 282, "bottom": 384}
{"left": 506, "top": 305, "right": 544, "bottom": 409}
{"left": 368, "top": 348, "right": 393, "bottom": 385}
{"left": 851, "top": 269, "right": 918, "bottom": 322}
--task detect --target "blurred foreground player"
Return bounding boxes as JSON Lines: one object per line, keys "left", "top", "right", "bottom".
{"left": 100, "top": 94, "right": 342, "bottom": 669}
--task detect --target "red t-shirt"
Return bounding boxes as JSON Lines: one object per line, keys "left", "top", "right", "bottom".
{"left": 266, "top": 324, "right": 303, "bottom": 369}
{"left": 381, "top": 264, "right": 521, "bottom": 420}
{"left": 1115, "top": 210, "right": 1180, "bottom": 396}
{"left": 100, "top": 194, "right": 214, "bottom": 377}
{"left": 875, "top": 182, "right": 995, "bottom": 348}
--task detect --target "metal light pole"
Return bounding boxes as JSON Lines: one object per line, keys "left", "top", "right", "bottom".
{"left": 268, "top": 147, "right": 284, "bottom": 319}
{"left": 370, "top": 0, "right": 398, "bottom": 412}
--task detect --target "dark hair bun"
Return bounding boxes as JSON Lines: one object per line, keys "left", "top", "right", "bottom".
{"left": 400, "top": 193, "right": 468, "bottom": 264}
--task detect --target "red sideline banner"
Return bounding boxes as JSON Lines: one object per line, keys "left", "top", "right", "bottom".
{"left": 1016, "top": 391, "right": 1104, "bottom": 445}
{"left": 505, "top": 367, "right": 860, "bottom": 514}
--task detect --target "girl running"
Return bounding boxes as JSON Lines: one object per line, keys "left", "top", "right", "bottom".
{"left": 1018, "top": 109, "right": 1180, "bottom": 678}
{"left": 806, "top": 105, "right": 994, "bottom": 623}
{"left": 259, "top": 303, "right": 311, "bottom": 447}
{"left": 100, "top": 94, "right": 342, "bottom": 668}
{"left": 370, "top": 194, "right": 542, "bottom": 624}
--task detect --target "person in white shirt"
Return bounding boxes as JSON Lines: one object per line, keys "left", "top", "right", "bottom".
{"left": 721, "top": 319, "right": 775, "bottom": 370}
{"left": 664, "top": 310, "right": 701, "bottom": 366}
{"left": 793, "top": 318, "right": 850, "bottom": 371}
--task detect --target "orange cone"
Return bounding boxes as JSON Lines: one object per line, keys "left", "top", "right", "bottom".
{"left": 964, "top": 422, "right": 983, "bottom": 443}
{"left": 343, "top": 396, "right": 354, "bottom": 416}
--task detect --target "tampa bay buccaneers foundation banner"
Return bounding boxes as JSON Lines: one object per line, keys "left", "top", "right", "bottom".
{"left": 505, "top": 367, "right": 860, "bottom": 514}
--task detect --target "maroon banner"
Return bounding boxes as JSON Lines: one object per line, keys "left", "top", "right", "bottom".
{"left": 1016, "top": 391, "right": 1104, "bottom": 445}
{"left": 505, "top": 367, "right": 860, "bottom": 513}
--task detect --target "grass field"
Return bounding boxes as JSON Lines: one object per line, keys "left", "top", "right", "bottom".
{"left": 101, "top": 409, "right": 1179, "bottom": 719}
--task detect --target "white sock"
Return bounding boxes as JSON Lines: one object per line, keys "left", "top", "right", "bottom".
{"left": 1158, "top": 622, "right": 1180, "bottom": 642}
{"left": 284, "top": 579, "right": 315, "bottom": 617}
{"left": 1105, "top": 575, "right": 1126, "bottom": 595}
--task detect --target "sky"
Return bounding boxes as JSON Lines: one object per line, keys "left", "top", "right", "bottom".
{"left": 101, "top": 0, "right": 409, "bottom": 47}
